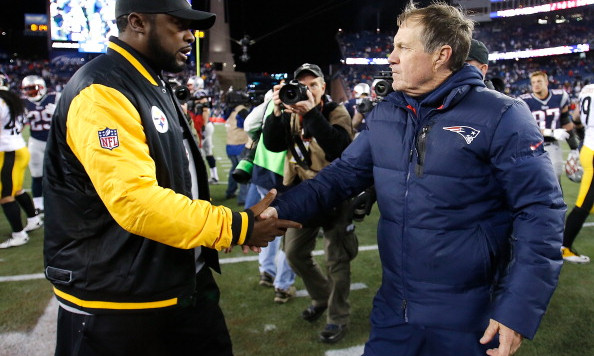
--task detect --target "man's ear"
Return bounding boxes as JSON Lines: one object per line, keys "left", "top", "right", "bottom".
{"left": 433, "top": 45, "right": 452, "bottom": 71}
{"left": 127, "top": 13, "right": 147, "bottom": 34}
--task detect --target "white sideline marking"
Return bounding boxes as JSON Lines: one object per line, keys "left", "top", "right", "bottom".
{"left": 326, "top": 345, "right": 365, "bottom": 356}
{"left": 0, "top": 297, "right": 58, "bottom": 356}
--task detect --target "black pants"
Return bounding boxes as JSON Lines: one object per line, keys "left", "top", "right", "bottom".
{"left": 55, "top": 268, "right": 233, "bottom": 356}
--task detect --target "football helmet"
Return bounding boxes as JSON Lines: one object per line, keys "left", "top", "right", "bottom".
{"left": 0, "top": 72, "right": 9, "bottom": 91}
{"left": 21, "top": 75, "right": 47, "bottom": 101}
{"left": 565, "top": 149, "right": 583, "bottom": 183}
{"left": 353, "top": 83, "right": 370, "bottom": 98}
{"left": 186, "top": 76, "right": 204, "bottom": 92}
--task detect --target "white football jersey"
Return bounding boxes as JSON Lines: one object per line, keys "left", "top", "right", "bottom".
{"left": 0, "top": 97, "right": 26, "bottom": 152}
{"left": 579, "top": 84, "right": 594, "bottom": 150}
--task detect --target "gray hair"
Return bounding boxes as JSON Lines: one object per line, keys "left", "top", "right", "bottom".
{"left": 397, "top": 1, "right": 474, "bottom": 72}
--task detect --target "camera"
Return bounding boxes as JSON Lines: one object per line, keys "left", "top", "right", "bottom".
{"left": 373, "top": 71, "right": 394, "bottom": 98}
{"left": 356, "top": 97, "right": 374, "bottom": 114}
{"left": 350, "top": 186, "right": 377, "bottom": 222}
{"left": 279, "top": 80, "right": 309, "bottom": 105}
{"left": 174, "top": 85, "right": 191, "bottom": 102}
{"left": 231, "top": 139, "right": 258, "bottom": 184}
{"left": 192, "top": 100, "right": 212, "bottom": 112}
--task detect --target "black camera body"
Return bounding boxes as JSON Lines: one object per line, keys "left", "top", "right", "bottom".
{"left": 373, "top": 71, "right": 394, "bottom": 98}
{"left": 192, "top": 100, "right": 212, "bottom": 113}
{"left": 356, "top": 97, "right": 374, "bottom": 114}
{"left": 279, "top": 80, "right": 309, "bottom": 105}
{"left": 174, "top": 85, "right": 191, "bottom": 102}
{"left": 350, "top": 186, "right": 377, "bottom": 222}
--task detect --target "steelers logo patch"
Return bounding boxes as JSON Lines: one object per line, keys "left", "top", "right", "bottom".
{"left": 152, "top": 106, "right": 169, "bottom": 133}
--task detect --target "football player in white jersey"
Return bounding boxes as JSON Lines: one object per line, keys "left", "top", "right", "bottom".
{"left": 21, "top": 75, "right": 60, "bottom": 213}
{"left": 187, "top": 75, "right": 219, "bottom": 183}
{"left": 0, "top": 73, "right": 43, "bottom": 248}
{"left": 519, "top": 71, "right": 580, "bottom": 184}
{"left": 562, "top": 84, "right": 594, "bottom": 264}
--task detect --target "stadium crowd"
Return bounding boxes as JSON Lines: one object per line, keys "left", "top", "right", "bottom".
{"left": 336, "top": 6, "right": 594, "bottom": 100}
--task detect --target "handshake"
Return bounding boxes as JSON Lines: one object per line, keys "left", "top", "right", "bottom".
{"left": 240, "top": 189, "right": 300, "bottom": 251}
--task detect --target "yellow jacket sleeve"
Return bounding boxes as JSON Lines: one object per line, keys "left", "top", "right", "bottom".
{"left": 66, "top": 84, "right": 248, "bottom": 250}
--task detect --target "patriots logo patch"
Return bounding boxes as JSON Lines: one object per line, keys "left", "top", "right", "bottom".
{"left": 443, "top": 126, "right": 480, "bottom": 144}
{"left": 98, "top": 128, "right": 119, "bottom": 150}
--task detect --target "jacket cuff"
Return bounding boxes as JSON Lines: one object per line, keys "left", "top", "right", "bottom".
{"left": 231, "top": 210, "right": 253, "bottom": 245}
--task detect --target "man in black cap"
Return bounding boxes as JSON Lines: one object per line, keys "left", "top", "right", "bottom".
{"left": 262, "top": 63, "right": 359, "bottom": 343}
{"left": 466, "top": 38, "right": 490, "bottom": 79}
{"left": 466, "top": 39, "right": 507, "bottom": 92}
{"left": 43, "top": 1, "right": 300, "bottom": 355}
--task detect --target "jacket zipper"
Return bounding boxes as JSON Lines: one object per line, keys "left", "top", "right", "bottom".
{"left": 415, "top": 126, "right": 430, "bottom": 177}
{"left": 402, "top": 299, "right": 408, "bottom": 322}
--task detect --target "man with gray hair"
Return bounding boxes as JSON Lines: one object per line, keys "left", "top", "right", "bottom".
{"left": 262, "top": 2, "right": 564, "bottom": 354}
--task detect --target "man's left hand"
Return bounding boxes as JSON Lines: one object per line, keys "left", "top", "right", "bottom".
{"left": 480, "top": 319, "right": 523, "bottom": 356}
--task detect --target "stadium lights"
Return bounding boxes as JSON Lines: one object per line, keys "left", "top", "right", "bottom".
{"left": 491, "top": 0, "right": 594, "bottom": 18}
{"left": 489, "top": 43, "right": 590, "bottom": 61}
{"left": 345, "top": 43, "right": 590, "bottom": 65}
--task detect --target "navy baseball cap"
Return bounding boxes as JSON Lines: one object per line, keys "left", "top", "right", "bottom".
{"left": 115, "top": 0, "right": 216, "bottom": 30}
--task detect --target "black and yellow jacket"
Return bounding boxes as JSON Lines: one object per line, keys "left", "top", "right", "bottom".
{"left": 43, "top": 36, "right": 253, "bottom": 313}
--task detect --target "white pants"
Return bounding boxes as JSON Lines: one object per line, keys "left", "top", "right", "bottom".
{"left": 544, "top": 141, "right": 563, "bottom": 183}
{"left": 28, "top": 137, "right": 46, "bottom": 178}
{"left": 201, "top": 122, "right": 215, "bottom": 156}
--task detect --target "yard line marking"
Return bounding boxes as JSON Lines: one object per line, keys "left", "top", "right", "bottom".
{"left": 0, "top": 245, "right": 380, "bottom": 282}
{"left": 220, "top": 245, "right": 378, "bottom": 264}
{"left": 295, "top": 282, "right": 368, "bottom": 298}
{"left": 0, "top": 273, "right": 45, "bottom": 282}
{"left": 326, "top": 345, "right": 365, "bottom": 356}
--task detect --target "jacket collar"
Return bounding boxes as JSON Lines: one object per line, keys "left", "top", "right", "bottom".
{"left": 107, "top": 36, "right": 161, "bottom": 87}
{"left": 386, "top": 64, "right": 485, "bottom": 113}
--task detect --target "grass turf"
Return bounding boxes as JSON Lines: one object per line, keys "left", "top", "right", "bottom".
{"left": 0, "top": 124, "right": 592, "bottom": 355}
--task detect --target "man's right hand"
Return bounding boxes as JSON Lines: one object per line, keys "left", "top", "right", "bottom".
{"left": 244, "top": 189, "right": 301, "bottom": 247}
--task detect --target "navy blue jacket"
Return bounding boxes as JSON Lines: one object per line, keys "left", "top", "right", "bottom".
{"left": 274, "top": 65, "right": 565, "bottom": 339}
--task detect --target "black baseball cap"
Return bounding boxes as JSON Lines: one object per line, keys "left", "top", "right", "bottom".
{"left": 466, "top": 39, "right": 489, "bottom": 65}
{"left": 294, "top": 63, "right": 324, "bottom": 79}
{"left": 115, "top": 0, "right": 216, "bottom": 30}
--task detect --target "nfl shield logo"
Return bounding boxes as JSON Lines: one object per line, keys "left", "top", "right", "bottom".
{"left": 98, "top": 128, "right": 119, "bottom": 150}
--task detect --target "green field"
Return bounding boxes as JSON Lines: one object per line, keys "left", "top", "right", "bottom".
{"left": 1, "top": 124, "right": 593, "bottom": 355}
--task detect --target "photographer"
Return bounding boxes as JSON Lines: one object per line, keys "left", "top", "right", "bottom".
{"left": 262, "top": 63, "right": 358, "bottom": 343}
{"left": 351, "top": 88, "right": 372, "bottom": 134}
{"left": 351, "top": 75, "right": 394, "bottom": 136}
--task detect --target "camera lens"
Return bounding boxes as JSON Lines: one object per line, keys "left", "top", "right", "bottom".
{"left": 284, "top": 88, "right": 298, "bottom": 102}
{"left": 279, "top": 81, "right": 308, "bottom": 105}
{"left": 374, "top": 80, "right": 392, "bottom": 97}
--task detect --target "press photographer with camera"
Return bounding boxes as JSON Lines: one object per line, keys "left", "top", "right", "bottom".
{"left": 349, "top": 73, "right": 395, "bottom": 136}
{"left": 262, "top": 63, "right": 358, "bottom": 343}
{"left": 348, "top": 83, "right": 371, "bottom": 134}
